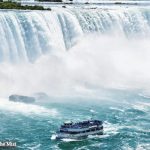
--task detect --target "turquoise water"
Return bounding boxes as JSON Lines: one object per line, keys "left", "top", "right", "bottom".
{"left": 0, "top": 90, "right": 150, "bottom": 150}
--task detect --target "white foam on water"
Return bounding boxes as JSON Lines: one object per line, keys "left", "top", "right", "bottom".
{"left": 88, "top": 134, "right": 104, "bottom": 139}
{"left": 109, "top": 107, "right": 125, "bottom": 112}
{"left": 61, "top": 138, "right": 81, "bottom": 142}
{"left": 122, "top": 145, "right": 133, "bottom": 150}
{"left": 136, "top": 144, "right": 150, "bottom": 150}
{"left": 138, "top": 93, "right": 150, "bottom": 99}
{"left": 132, "top": 102, "right": 150, "bottom": 112}
{"left": 28, "top": 144, "right": 41, "bottom": 150}
{"left": 137, "top": 102, "right": 150, "bottom": 107}
{"left": 51, "top": 134, "right": 57, "bottom": 140}
{"left": 77, "top": 146, "right": 89, "bottom": 150}
{"left": 103, "top": 121, "right": 119, "bottom": 136}
{"left": 0, "top": 98, "right": 58, "bottom": 116}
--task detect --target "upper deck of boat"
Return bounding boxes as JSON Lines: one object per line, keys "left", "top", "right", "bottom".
{"left": 61, "top": 120, "right": 102, "bottom": 129}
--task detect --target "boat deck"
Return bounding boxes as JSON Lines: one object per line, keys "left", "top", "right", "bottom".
{"left": 61, "top": 120, "right": 102, "bottom": 129}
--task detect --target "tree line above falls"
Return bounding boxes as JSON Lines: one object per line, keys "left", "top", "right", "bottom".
{"left": 38, "top": 0, "right": 63, "bottom": 1}
{"left": 0, "top": 2, "right": 52, "bottom": 10}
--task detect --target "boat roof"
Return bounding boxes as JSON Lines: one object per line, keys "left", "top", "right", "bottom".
{"left": 64, "top": 121, "right": 72, "bottom": 124}
{"left": 61, "top": 120, "right": 102, "bottom": 129}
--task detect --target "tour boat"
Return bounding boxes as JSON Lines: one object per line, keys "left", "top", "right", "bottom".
{"left": 56, "top": 119, "right": 103, "bottom": 140}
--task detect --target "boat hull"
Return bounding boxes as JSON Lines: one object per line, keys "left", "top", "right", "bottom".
{"left": 56, "top": 129, "right": 103, "bottom": 140}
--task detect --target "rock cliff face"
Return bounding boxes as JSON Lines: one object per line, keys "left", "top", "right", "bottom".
{"left": 9, "top": 95, "right": 35, "bottom": 103}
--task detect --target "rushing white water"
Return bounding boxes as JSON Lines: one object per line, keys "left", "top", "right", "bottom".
{"left": 0, "top": 9, "right": 83, "bottom": 62}
{"left": 0, "top": 8, "right": 150, "bottom": 62}
{"left": 1, "top": 7, "right": 150, "bottom": 97}
{"left": 0, "top": 99, "right": 58, "bottom": 116}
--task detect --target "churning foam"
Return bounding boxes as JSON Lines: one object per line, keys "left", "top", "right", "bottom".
{"left": 1, "top": 7, "right": 150, "bottom": 97}
{"left": 0, "top": 98, "right": 58, "bottom": 116}
{"left": 1, "top": 34, "right": 150, "bottom": 97}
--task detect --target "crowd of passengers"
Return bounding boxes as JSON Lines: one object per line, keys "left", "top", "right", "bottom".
{"left": 61, "top": 120, "right": 102, "bottom": 128}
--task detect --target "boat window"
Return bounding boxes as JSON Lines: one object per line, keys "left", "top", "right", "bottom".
{"left": 68, "top": 131, "right": 78, "bottom": 134}
{"left": 91, "top": 128, "right": 96, "bottom": 131}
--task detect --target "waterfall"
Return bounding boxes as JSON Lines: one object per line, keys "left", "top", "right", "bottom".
{"left": 0, "top": 7, "right": 150, "bottom": 96}
{"left": 0, "top": 10, "right": 83, "bottom": 63}
{"left": 0, "top": 8, "right": 150, "bottom": 63}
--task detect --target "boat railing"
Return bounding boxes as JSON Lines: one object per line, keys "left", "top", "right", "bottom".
{"left": 61, "top": 122, "right": 101, "bottom": 129}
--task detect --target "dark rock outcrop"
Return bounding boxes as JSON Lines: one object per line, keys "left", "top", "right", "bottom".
{"left": 9, "top": 95, "right": 35, "bottom": 104}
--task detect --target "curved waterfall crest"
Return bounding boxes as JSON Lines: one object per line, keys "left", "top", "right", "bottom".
{"left": 0, "top": 8, "right": 150, "bottom": 62}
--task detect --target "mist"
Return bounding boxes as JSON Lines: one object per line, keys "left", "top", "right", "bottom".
{"left": 0, "top": 33, "right": 150, "bottom": 98}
